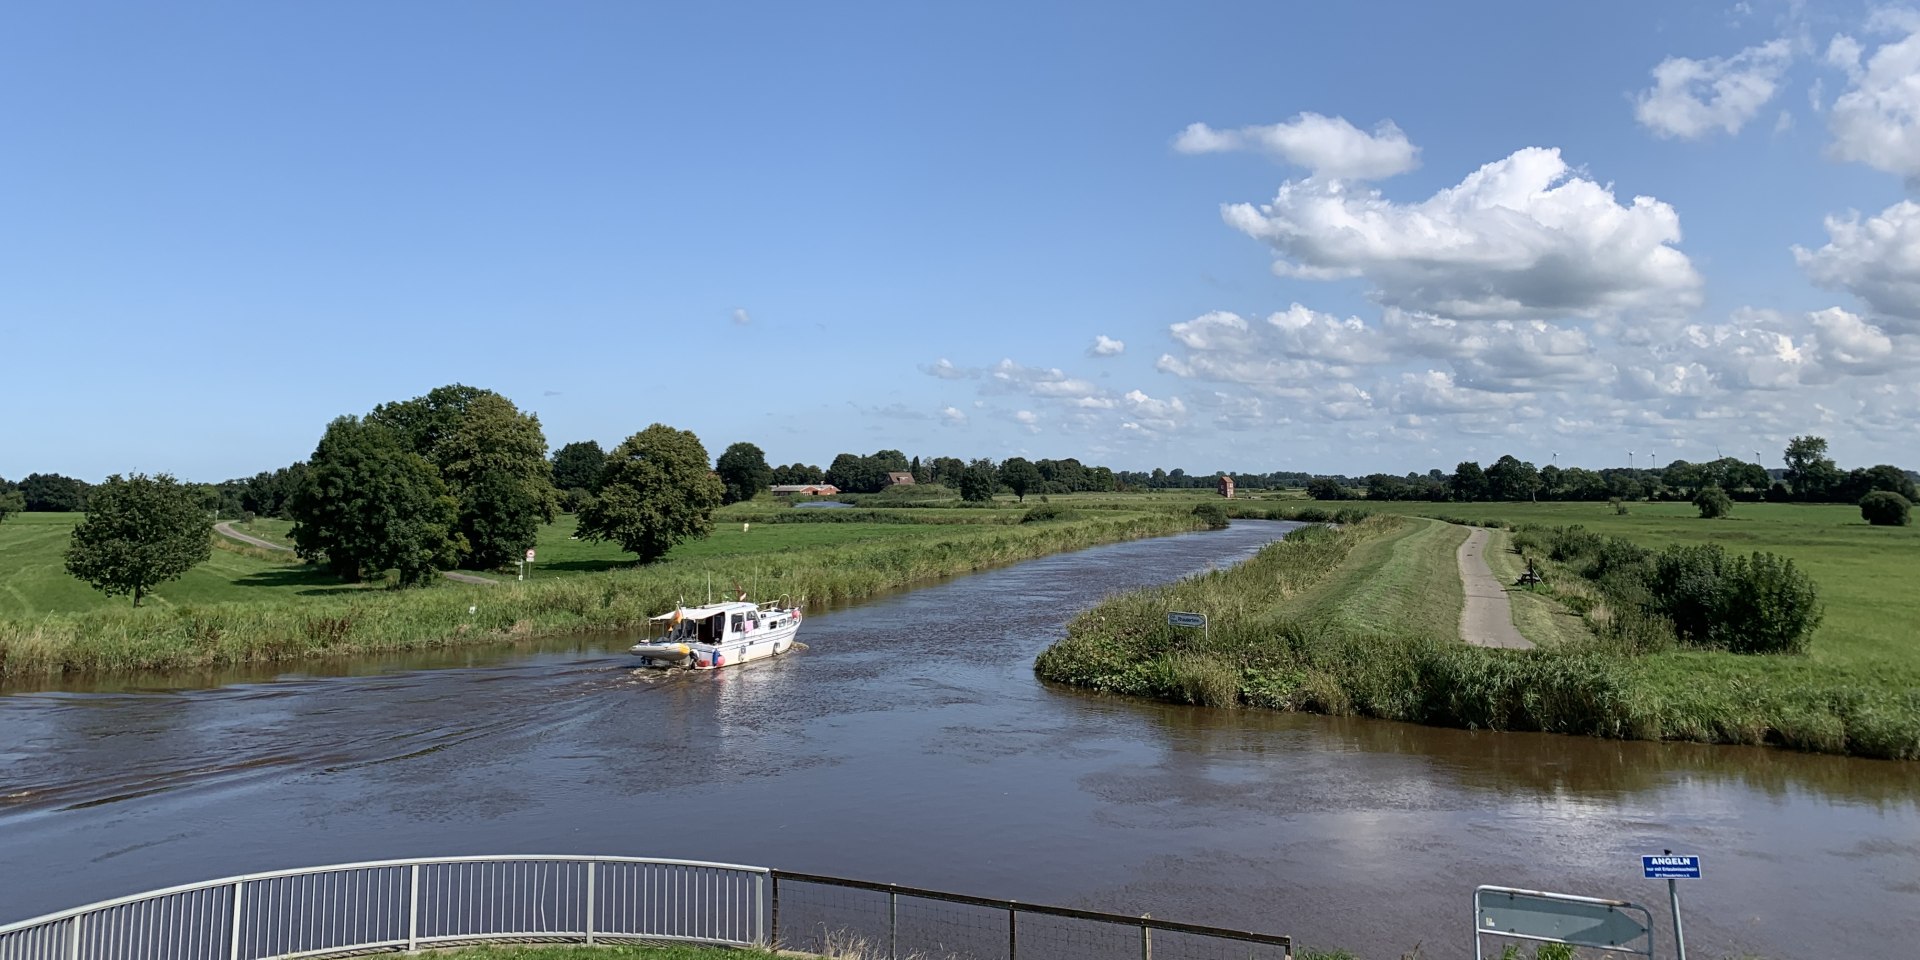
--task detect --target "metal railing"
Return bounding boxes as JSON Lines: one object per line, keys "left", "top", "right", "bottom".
{"left": 0, "top": 857, "right": 767, "bottom": 960}
{"left": 0, "top": 857, "right": 1292, "bottom": 960}
{"left": 770, "top": 871, "right": 1293, "bottom": 960}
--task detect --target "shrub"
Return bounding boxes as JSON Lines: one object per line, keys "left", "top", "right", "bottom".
{"left": 1645, "top": 545, "right": 1820, "bottom": 654}
{"left": 1019, "top": 503, "right": 1072, "bottom": 523}
{"left": 1305, "top": 477, "right": 1349, "bottom": 500}
{"left": 1693, "top": 485, "right": 1733, "bottom": 519}
{"left": 1609, "top": 497, "right": 1629, "bottom": 515}
{"left": 1191, "top": 502, "right": 1230, "bottom": 529}
{"left": 1331, "top": 507, "right": 1372, "bottom": 525}
{"left": 1860, "top": 491, "right": 1912, "bottom": 526}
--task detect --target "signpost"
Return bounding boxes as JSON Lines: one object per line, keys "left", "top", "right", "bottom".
{"left": 1166, "top": 611, "right": 1208, "bottom": 645}
{"left": 520, "top": 548, "right": 536, "bottom": 582}
{"left": 1473, "top": 887, "right": 1652, "bottom": 960}
{"left": 1643, "top": 853, "right": 1699, "bottom": 960}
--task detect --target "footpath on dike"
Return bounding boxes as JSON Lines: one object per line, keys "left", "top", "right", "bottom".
{"left": 1456, "top": 526, "right": 1532, "bottom": 649}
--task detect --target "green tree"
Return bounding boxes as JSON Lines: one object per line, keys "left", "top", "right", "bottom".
{"left": 716, "top": 441, "right": 774, "bottom": 504}
{"left": 999, "top": 457, "right": 1042, "bottom": 502}
{"left": 1449, "top": 461, "right": 1488, "bottom": 502}
{"left": 1485, "top": 455, "right": 1542, "bottom": 501}
{"left": 1693, "top": 485, "right": 1733, "bottom": 519}
{"left": 1783, "top": 435, "right": 1840, "bottom": 501}
{"left": 577, "top": 424, "right": 725, "bottom": 563}
{"left": 1857, "top": 464, "right": 1918, "bottom": 501}
{"left": 958, "top": 458, "right": 999, "bottom": 502}
{"left": 63, "top": 473, "right": 213, "bottom": 606}
{"left": 435, "top": 393, "right": 557, "bottom": 569}
{"left": 366, "top": 383, "right": 491, "bottom": 457}
{"left": 930, "top": 457, "right": 967, "bottom": 487}
{"left": 290, "top": 417, "right": 461, "bottom": 585}
{"left": 826, "top": 453, "right": 889, "bottom": 493}
{"left": 551, "top": 440, "right": 606, "bottom": 493}
{"left": 0, "top": 477, "right": 21, "bottom": 524}
{"left": 1306, "top": 476, "right": 1349, "bottom": 501}
{"left": 20, "top": 473, "right": 90, "bottom": 512}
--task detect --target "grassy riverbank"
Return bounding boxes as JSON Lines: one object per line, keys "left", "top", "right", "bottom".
{"left": 1036, "top": 517, "right": 1920, "bottom": 760}
{"left": 0, "top": 510, "right": 1211, "bottom": 678}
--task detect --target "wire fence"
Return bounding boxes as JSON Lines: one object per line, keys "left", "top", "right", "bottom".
{"left": 0, "top": 857, "right": 1290, "bottom": 960}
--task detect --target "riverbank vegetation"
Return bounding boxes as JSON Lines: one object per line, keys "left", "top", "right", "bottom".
{"left": 0, "top": 509, "right": 1216, "bottom": 678}
{"left": 1036, "top": 516, "right": 1920, "bottom": 760}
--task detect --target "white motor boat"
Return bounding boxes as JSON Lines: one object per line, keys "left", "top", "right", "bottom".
{"left": 629, "top": 598, "right": 803, "bottom": 669}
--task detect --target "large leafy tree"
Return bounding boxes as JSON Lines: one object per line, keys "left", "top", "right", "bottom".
{"left": 771, "top": 462, "right": 824, "bottom": 485}
{"left": 999, "top": 457, "right": 1042, "bottom": 502}
{"left": 716, "top": 442, "right": 773, "bottom": 504}
{"left": 1783, "top": 436, "right": 1840, "bottom": 501}
{"left": 1484, "top": 455, "right": 1542, "bottom": 502}
{"left": 241, "top": 462, "right": 309, "bottom": 518}
{"left": 290, "top": 417, "right": 461, "bottom": 585}
{"left": 63, "top": 474, "right": 212, "bottom": 606}
{"left": 958, "top": 458, "right": 998, "bottom": 502}
{"left": 550, "top": 440, "right": 606, "bottom": 493}
{"left": 577, "top": 424, "right": 725, "bottom": 563}
{"left": 825, "top": 453, "right": 890, "bottom": 493}
{"left": 435, "top": 393, "right": 557, "bottom": 569}
{"left": 20, "top": 473, "right": 90, "bottom": 512}
{"left": 1449, "top": 462, "right": 1488, "bottom": 502}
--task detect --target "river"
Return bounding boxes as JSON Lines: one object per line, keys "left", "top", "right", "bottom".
{"left": 1, "top": 521, "right": 1914, "bottom": 959}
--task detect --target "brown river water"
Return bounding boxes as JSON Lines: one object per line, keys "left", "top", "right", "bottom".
{"left": 1, "top": 521, "right": 1915, "bottom": 959}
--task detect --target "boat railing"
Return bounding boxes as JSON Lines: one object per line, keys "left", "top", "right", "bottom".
{"left": 0, "top": 857, "right": 1294, "bottom": 960}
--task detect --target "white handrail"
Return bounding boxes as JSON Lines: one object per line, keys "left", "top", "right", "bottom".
{"left": 0, "top": 855, "right": 771, "bottom": 960}
{"left": 0, "top": 856, "right": 767, "bottom": 935}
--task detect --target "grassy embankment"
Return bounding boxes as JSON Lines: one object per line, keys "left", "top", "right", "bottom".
{"left": 0, "top": 507, "right": 1213, "bottom": 678}
{"left": 1037, "top": 508, "right": 1920, "bottom": 760}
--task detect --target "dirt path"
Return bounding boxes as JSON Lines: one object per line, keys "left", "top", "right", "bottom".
{"left": 1456, "top": 527, "right": 1532, "bottom": 649}
{"left": 214, "top": 521, "right": 290, "bottom": 552}
{"left": 213, "top": 522, "right": 496, "bottom": 587}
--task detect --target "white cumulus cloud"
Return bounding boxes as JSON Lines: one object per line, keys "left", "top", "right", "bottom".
{"left": 1825, "top": 23, "right": 1920, "bottom": 178}
{"left": 1794, "top": 199, "right": 1920, "bottom": 329}
{"left": 1087, "top": 334, "right": 1126, "bottom": 357}
{"left": 732, "top": 308, "right": 751, "bottom": 325}
{"left": 940, "top": 406, "right": 968, "bottom": 425}
{"left": 1634, "top": 39, "right": 1794, "bottom": 139}
{"left": 1174, "top": 113, "right": 1419, "bottom": 180}
{"left": 1221, "top": 147, "right": 1703, "bottom": 320}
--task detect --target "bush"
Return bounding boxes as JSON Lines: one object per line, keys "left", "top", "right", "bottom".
{"left": 1191, "top": 502, "right": 1229, "bottom": 529}
{"left": 1019, "top": 503, "right": 1072, "bottom": 523}
{"left": 1305, "top": 477, "right": 1349, "bottom": 500}
{"left": 1693, "top": 485, "right": 1733, "bottom": 519}
{"left": 1645, "top": 545, "right": 1821, "bottom": 654}
{"left": 1330, "top": 507, "right": 1373, "bottom": 525}
{"left": 1860, "top": 491, "right": 1912, "bottom": 526}
{"left": 1609, "top": 497, "right": 1629, "bottom": 515}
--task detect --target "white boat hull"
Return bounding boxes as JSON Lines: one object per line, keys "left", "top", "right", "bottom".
{"left": 630, "top": 622, "right": 800, "bottom": 670}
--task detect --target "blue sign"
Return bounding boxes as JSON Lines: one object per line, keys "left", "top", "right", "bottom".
{"left": 1642, "top": 855, "right": 1701, "bottom": 879}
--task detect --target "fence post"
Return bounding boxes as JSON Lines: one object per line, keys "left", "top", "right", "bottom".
{"left": 407, "top": 864, "right": 420, "bottom": 952}
{"left": 769, "top": 873, "right": 780, "bottom": 949}
{"left": 228, "top": 881, "right": 245, "bottom": 960}
{"left": 753, "top": 873, "right": 766, "bottom": 947}
{"left": 888, "top": 889, "right": 898, "bottom": 960}
{"left": 1007, "top": 906, "right": 1017, "bottom": 960}
{"left": 584, "top": 862, "right": 597, "bottom": 946}
{"left": 1141, "top": 916, "right": 1152, "bottom": 960}
{"left": 67, "top": 915, "right": 82, "bottom": 960}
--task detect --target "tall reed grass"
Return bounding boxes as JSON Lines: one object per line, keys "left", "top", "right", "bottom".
{"left": 1, "top": 512, "right": 1207, "bottom": 679}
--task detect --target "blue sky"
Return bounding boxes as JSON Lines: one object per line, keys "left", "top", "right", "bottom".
{"left": 6, "top": 1, "right": 1919, "bottom": 481}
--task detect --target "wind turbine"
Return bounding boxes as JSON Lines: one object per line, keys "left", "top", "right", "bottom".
{"left": 1628, "top": 450, "right": 1635, "bottom": 470}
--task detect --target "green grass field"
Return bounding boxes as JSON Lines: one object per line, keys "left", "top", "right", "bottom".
{"left": 0, "top": 513, "right": 360, "bottom": 616}
{"left": 1316, "top": 499, "right": 1919, "bottom": 674}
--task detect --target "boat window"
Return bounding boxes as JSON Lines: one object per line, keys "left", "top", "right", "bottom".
{"left": 730, "top": 614, "right": 745, "bottom": 634}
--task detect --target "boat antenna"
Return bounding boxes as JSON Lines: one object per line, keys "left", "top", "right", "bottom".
{"left": 706, "top": 574, "right": 712, "bottom": 605}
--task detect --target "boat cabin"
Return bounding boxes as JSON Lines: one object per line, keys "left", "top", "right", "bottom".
{"left": 649, "top": 600, "right": 794, "bottom": 644}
